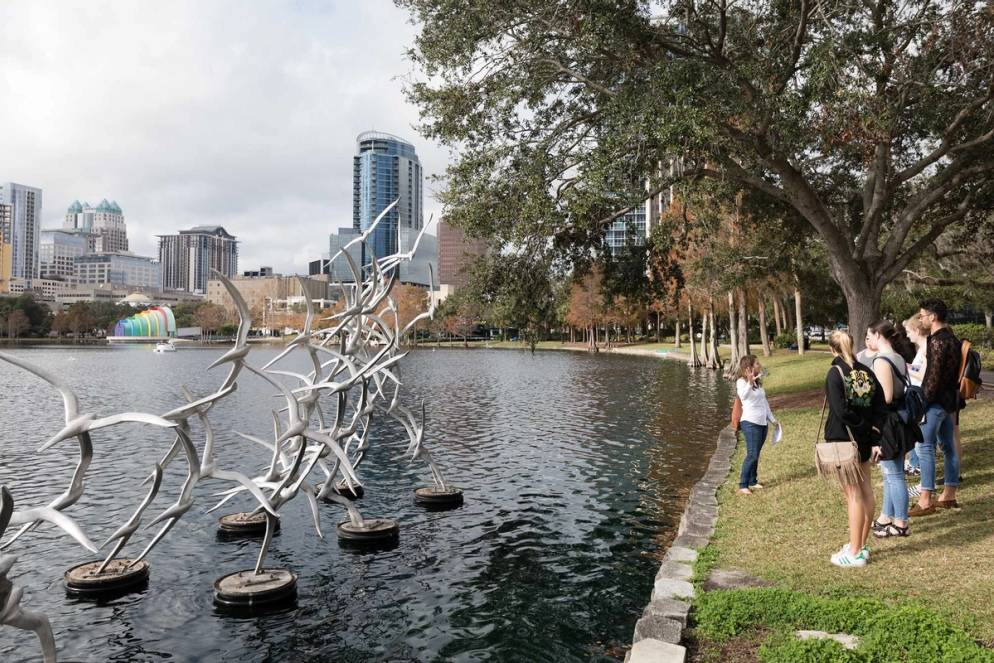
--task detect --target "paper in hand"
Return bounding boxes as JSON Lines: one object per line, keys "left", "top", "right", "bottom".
{"left": 773, "top": 422, "right": 783, "bottom": 445}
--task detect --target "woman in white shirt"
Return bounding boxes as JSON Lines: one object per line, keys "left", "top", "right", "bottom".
{"left": 903, "top": 315, "right": 929, "bottom": 478}
{"left": 736, "top": 355, "right": 777, "bottom": 495}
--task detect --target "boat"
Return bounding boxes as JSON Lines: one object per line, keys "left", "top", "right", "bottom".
{"left": 153, "top": 341, "right": 177, "bottom": 353}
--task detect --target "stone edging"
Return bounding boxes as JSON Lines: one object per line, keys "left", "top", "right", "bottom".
{"left": 625, "top": 425, "right": 739, "bottom": 663}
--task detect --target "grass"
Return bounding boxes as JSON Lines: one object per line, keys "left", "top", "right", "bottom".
{"left": 705, "top": 397, "right": 994, "bottom": 647}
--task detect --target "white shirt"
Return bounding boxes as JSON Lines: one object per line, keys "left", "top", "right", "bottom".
{"left": 908, "top": 346, "right": 926, "bottom": 387}
{"left": 736, "top": 378, "right": 777, "bottom": 426}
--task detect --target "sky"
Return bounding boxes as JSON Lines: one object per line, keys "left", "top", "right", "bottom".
{"left": 0, "top": 0, "right": 447, "bottom": 274}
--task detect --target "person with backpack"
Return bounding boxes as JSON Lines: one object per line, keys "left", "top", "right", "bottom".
{"left": 819, "top": 330, "right": 885, "bottom": 568}
{"left": 735, "top": 355, "right": 777, "bottom": 495}
{"left": 864, "top": 320, "right": 920, "bottom": 538}
{"left": 909, "top": 299, "right": 961, "bottom": 517}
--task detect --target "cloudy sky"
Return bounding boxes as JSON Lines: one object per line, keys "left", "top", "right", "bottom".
{"left": 0, "top": 0, "right": 447, "bottom": 273}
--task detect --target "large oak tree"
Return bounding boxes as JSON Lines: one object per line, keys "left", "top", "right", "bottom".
{"left": 401, "top": 0, "right": 994, "bottom": 344}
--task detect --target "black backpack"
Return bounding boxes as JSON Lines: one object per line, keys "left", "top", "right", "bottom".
{"left": 877, "top": 356, "right": 926, "bottom": 424}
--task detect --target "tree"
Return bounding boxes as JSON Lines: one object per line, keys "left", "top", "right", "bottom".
{"left": 194, "top": 303, "right": 227, "bottom": 340}
{"left": 6, "top": 310, "right": 29, "bottom": 339}
{"left": 566, "top": 267, "right": 606, "bottom": 351}
{"left": 392, "top": 284, "right": 431, "bottom": 345}
{"left": 402, "top": 0, "right": 994, "bottom": 347}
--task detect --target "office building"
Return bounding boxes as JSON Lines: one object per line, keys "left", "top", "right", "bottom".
{"left": 205, "top": 273, "right": 331, "bottom": 320}
{"left": 0, "top": 203, "right": 11, "bottom": 293}
{"left": 0, "top": 182, "right": 42, "bottom": 280}
{"left": 64, "top": 199, "right": 129, "bottom": 252}
{"left": 326, "top": 227, "right": 363, "bottom": 282}
{"left": 242, "top": 266, "right": 274, "bottom": 277}
{"left": 39, "top": 229, "right": 88, "bottom": 280}
{"left": 437, "top": 220, "right": 487, "bottom": 300}
{"left": 74, "top": 252, "right": 162, "bottom": 289}
{"left": 352, "top": 131, "right": 423, "bottom": 264}
{"left": 158, "top": 225, "right": 238, "bottom": 294}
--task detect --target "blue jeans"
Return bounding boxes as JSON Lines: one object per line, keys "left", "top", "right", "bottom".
{"left": 880, "top": 458, "right": 908, "bottom": 521}
{"left": 906, "top": 447, "right": 920, "bottom": 470}
{"left": 916, "top": 404, "right": 959, "bottom": 492}
{"left": 739, "top": 421, "right": 767, "bottom": 489}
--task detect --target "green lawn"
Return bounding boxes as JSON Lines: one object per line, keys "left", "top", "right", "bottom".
{"left": 708, "top": 398, "right": 994, "bottom": 645}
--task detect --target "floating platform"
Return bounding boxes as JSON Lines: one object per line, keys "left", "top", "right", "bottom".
{"left": 65, "top": 559, "right": 150, "bottom": 597}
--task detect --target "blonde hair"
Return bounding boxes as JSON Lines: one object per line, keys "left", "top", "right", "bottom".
{"left": 903, "top": 315, "right": 929, "bottom": 340}
{"left": 829, "top": 330, "right": 856, "bottom": 365}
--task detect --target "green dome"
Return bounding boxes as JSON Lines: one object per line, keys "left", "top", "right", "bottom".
{"left": 97, "top": 199, "right": 112, "bottom": 212}
{"left": 67, "top": 200, "right": 83, "bottom": 213}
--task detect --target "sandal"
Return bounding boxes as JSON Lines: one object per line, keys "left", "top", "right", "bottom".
{"left": 871, "top": 519, "right": 890, "bottom": 534}
{"left": 874, "top": 523, "right": 910, "bottom": 538}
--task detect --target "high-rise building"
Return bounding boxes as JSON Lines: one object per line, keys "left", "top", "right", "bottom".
{"left": 437, "top": 220, "right": 487, "bottom": 300}
{"left": 64, "top": 199, "right": 129, "bottom": 252}
{"left": 0, "top": 182, "right": 42, "bottom": 280}
{"left": 39, "top": 229, "right": 88, "bottom": 280}
{"left": 604, "top": 207, "right": 648, "bottom": 256}
{"left": 327, "top": 227, "right": 363, "bottom": 282}
{"left": 0, "top": 203, "right": 12, "bottom": 293}
{"left": 74, "top": 252, "right": 161, "bottom": 289}
{"left": 352, "top": 131, "right": 423, "bottom": 264}
{"left": 158, "top": 225, "right": 238, "bottom": 294}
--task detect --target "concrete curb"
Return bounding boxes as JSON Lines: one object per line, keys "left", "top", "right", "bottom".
{"left": 626, "top": 425, "right": 739, "bottom": 663}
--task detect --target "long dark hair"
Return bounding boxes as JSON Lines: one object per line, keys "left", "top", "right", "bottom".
{"left": 735, "top": 354, "right": 761, "bottom": 385}
{"left": 868, "top": 319, "right": 916, "bottom": 363}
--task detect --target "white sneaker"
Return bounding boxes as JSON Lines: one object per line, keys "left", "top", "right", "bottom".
{"left": 831, "top": 545, "right": 868, "bottom": 568}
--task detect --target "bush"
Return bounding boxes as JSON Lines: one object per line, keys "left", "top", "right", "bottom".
{"left": 774, "top": 332, "right": 795, "bottom": 349}
{"left": 951, "top": 323, "right": 993, "bottom": 349}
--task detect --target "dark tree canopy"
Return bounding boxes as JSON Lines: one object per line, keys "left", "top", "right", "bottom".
{"left": 401, "top": 0, "right": 994, "bottom": 342}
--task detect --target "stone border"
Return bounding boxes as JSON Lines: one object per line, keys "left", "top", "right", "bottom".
{"left": 626, "top": 425, "right": 739, "bottom": 663}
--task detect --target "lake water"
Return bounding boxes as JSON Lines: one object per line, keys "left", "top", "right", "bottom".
{"left": 0, "top": 345, "right": 731, "bottom": 662}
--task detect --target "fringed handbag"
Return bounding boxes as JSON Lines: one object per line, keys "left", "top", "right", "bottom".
{"left": 814, "top": 367, "right": 864, "bottom": 486}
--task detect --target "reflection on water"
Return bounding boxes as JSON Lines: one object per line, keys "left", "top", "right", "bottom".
{"left": 0, "top": 346, "right": 730, "bottom": 662}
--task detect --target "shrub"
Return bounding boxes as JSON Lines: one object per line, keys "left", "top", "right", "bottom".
{"left": 951, "top": 323, "right": 993, "bottom": 348}
{"left": 774, "top": 332, "right": 795, "bottom": 349}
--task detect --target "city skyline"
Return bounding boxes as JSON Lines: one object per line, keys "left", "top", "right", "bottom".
{"left": 0, "top": 1, "right": 448, "bottom": 274}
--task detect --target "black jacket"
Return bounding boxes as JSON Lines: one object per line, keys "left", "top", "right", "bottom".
{"left": 922, "top": 326, "right": 961, "bottom": 413}
{"left": 824, "top": 357, "right": 885, "bottom": 443}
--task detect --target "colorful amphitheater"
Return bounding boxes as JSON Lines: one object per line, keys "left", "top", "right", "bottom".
{"left": 112, "top": 306, "right": 177, "bottom": 339}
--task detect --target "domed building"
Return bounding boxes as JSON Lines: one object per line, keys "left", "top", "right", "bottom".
{"left": 64, "top": 198, "right": 128, "bottom": 253}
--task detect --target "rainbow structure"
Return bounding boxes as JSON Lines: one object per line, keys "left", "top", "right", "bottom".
{"left": 113, "top": 306, "right": 177, "bottom": 338}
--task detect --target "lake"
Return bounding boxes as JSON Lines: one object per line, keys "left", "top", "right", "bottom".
{"left": 0, "top": 345, "right": 731, "bottom": 662}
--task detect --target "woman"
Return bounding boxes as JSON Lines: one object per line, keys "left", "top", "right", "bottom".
{"left": 865, "top": 320, "right": 916, "bottom": 538}
{"left": 903, "top": 316, "right": 929, "bottom": 480}
{"left": 822, "top": 330, "right": 885, "bottom": 568}
{"left": 736, "top": 355, "right": 777, "bottom": 495}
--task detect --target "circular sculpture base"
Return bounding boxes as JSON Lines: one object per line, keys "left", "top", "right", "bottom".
{"left": 414, "top": 486, "right": 464, "bottom": 510}
{"left": 333, "top": 480, "right": 364, "bottom": 499}
{"left": 337, "top": 518, "right": 399, "bottom": 545}
{"left": 213, "top": 568, "right": 297, "bottom": 611}
{"left": 65, "top": 559, "right": 150, "bottom": 597}
{"left": 217, "top": 512, "right": 280, "bottom": 537}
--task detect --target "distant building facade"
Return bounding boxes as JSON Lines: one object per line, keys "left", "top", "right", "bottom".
{"left": 352, "top": 131, "right": 423, "bottom": 264}
{"left": 64, "top": 199, "right": 128, "bottom": 252}
{"left": 0, "top": 203, "right": 11, "bottom": 293}
{"left": 205, "top": 273, "right": 330, "bottom": 319}
{"left": 158, "top": 225, "right": 238, "bottom": 294}
{"left": 437, "top": 220, "right": 487, "bottom": 300}
{"left": 0, "top": 182, "right": 42, "bottom": 280}
{"left": 74, "top": 252, "right": 162, "bottom": 289}
{"left": 39, "top": 229, "right": 88, "bottom": 280}
{"left": 326, "top": 227, "right": 363, "bottom": 282}
{"left": 604, "top": 207, "right": 648, "bottom": 256}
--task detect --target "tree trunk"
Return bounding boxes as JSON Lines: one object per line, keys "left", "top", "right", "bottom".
{"left": 687, "top": 303, "right": 699, "bottom": 367}
{"left": 655, "top": 311, "right": 661, "bottom": 343}
{"left": 985, "top": 311, "right": 992, "bottom": 329}
{"left": 674, "top": 318, "right": 681, "bottom": 348}
{"left": 772, "top": 297, "right": 783, "bottom": 337}
{"left": 727, "top": 290, "right": 739, "bottom": 367}
{"left": 700, "top": 307, "right": 710, "bottom": 364}
{"left": 758, "top": 296, "right": 772, "bottom": 357}
{"left": 736, "top": 288, "right": 750, "bottom": 357}
{"left": 794, "top": 286, "right": 805, "bottom": 356}
{"left": 708, "top": 300, "right": 722, "bottom": 371}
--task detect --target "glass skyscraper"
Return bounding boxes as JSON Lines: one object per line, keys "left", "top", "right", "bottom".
{"left": 604, "top": 207, "right": 647, "bottom": 256}
{"left": 352, "top": 131, "right": 423, "bottom": 265}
